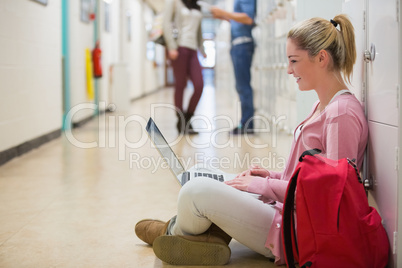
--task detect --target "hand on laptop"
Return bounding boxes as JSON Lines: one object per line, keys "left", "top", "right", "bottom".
{"left": 235, "top": 165, "right": 270, "bottom": 178}
{"left": 225, "top": 165, "right": 270, "bottom": 191}
{"left": 224, "top": 175, "right": 256, "bottom": 191}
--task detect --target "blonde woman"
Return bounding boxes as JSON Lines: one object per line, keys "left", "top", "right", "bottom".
{"left": 136, "top": 14, "right": 369, "bottom": 266}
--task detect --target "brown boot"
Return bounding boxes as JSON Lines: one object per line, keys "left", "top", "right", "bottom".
{"left": 134, "top": 219, "right": 170, "bottom": 246}
{"left": 152, "top": 224, "right": 232, "bottom": 266}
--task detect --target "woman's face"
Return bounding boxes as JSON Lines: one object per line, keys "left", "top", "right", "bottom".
{"left": 286, "top": 39, "right": 319, "bottom": 91}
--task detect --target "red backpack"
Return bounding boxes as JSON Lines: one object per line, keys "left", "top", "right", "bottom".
{"left": 282, "top": 150, "right": 390, "bottom": 268}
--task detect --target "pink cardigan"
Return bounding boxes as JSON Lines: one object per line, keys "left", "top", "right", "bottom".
{"left": 247, "top": 94, "right": 368, "bottom": 265}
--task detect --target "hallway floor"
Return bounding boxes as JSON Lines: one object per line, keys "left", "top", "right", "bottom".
{"left": 0, "top": 74, "right": 293, "bottom": 267}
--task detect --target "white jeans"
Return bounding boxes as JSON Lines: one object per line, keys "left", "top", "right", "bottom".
{"left": 170, "top": 177, "right": 276, "bottom": 258}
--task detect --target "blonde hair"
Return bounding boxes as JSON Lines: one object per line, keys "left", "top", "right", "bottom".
{"left": 287, "top": 14, "right": 356, "bottom": 83}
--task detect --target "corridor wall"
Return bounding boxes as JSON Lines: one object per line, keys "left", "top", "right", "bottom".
{"left": 0, "top": 0, "right": 62, "bottom": 153}
{"left": 110, "top": 0, "right": 163, "bottom": 106}
{"left": 0, "top": 0, "right": 165, "bottom": 163}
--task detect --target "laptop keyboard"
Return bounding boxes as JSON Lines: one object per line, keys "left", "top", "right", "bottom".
{"left": 194, "top": 172, "right": 224, "bottom": 182}
{"left": 181, "top": 172, "right": 224, "bottom": 185}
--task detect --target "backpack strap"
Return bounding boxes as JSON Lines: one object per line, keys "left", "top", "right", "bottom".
{"left": 284, "top": 149, "right": 321, "bottom": 267}
{"left": 298, "top": 148, "right": 322, "bottom": 162}
{"left": 282, "top": 169, "right": 299, "bottom": 268}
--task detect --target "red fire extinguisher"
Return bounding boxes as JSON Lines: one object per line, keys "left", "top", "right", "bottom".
{"left": 92, "top": 40, "right": 103, "bottom": 78}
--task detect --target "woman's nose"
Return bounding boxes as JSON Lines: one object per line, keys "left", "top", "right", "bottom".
{"left": 287, "top": 65, "right": 293, "bottom": 74}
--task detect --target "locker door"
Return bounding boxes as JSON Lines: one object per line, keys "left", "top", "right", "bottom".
{"left": 366, "top": 0, "right": 399, "bottom": 266}
{"left": 368, "top": 122, "right": 398, "bottom": 267}
{"left": 367, "top": 0, "right": 399, "bottom": 127}
{"left": 344, "top": 0, "right": 399, "bottom": 266}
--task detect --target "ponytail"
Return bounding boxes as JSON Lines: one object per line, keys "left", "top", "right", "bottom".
{"left": 332, "top": 14, "right": 356, "bottom": 83}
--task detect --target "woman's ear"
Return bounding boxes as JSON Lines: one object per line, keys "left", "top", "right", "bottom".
{"left": 318, "top": 49, "right": 329, "bottom": 66}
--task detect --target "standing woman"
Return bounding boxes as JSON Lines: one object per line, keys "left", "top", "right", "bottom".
{"left": 136, "top": 15, "right": 372, "bottom": 266}
{"left": 163, "top": 0, "right": 206, "bottom": 134}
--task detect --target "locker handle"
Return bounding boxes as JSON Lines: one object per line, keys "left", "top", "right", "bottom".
{"left": 364, "top": 43, "right": 376, "bottom": 62}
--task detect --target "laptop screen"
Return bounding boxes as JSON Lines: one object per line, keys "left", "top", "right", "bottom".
{"left": 145, "top": 118, "right": 186, "bottom": 177}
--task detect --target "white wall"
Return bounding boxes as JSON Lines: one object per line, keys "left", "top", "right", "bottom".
{"left": 142, "top": 5, "right": 164, "bottom": 94}
{"left": 118, "top": 0, "right": 143, "bottom": 100}
{"left": 97, "top": 0, "right": 116, "bottom": 107}
{"left": 97, "top": 0, "right": 120, "bottom": 107}
{"left": 0, "top": 0, "right": 62, "bottom": 152}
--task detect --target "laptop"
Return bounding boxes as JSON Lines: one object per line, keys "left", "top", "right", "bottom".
{"left": 145, "top": 117, "right": 237, "bottom": 186}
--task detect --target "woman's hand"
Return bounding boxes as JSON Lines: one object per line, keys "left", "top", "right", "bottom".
{"left": 224, "top": 175, "right": 256, "bottom": 191}
{"left": 235, "top": 165, "right": 270, "bottom": 179}
{"left": 168, "top": 50, "right": 179, "bottom": 60}
{"left": 226, "top": 165, "right": 270, "bottom": 191}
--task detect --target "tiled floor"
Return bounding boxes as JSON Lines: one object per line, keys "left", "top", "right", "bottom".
{"left": 0, "top": 73, "right": 293, "bottom": 267}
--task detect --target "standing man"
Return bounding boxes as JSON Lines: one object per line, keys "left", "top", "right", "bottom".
{"left": 211, "top": 0, "right": 256, "bottom": 134}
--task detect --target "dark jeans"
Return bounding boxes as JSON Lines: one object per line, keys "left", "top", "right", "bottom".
{"left": 171, "top": 46, "right": 204, "bottom": 114}
{"left": 230, "top": 42, "right": 255, "bottom": 129}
